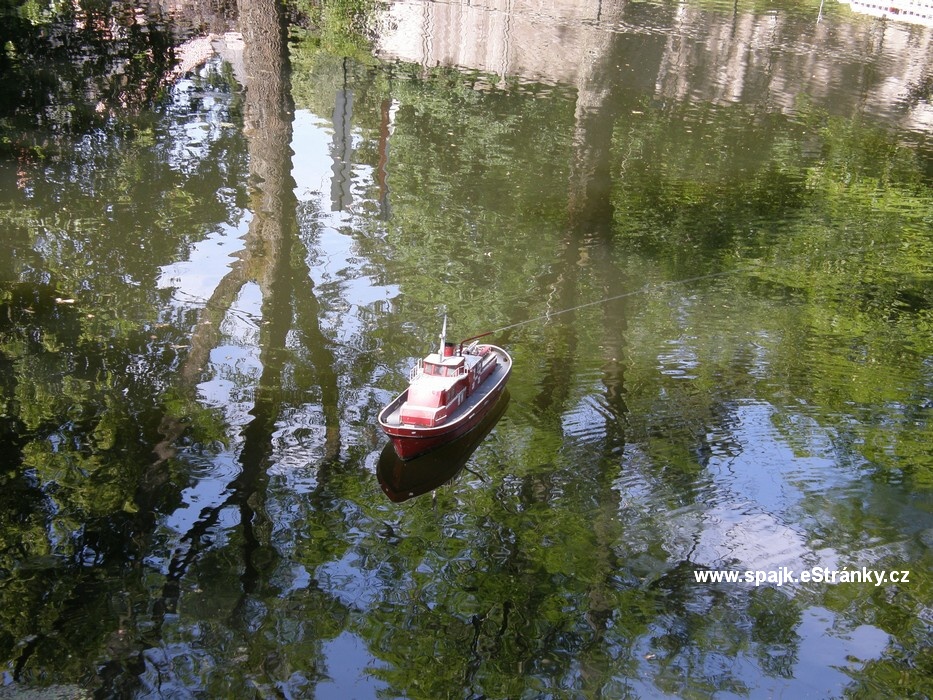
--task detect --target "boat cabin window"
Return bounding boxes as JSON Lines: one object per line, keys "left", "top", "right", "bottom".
{"left": 424, "top": 357, "right": 464, "bottom": 377}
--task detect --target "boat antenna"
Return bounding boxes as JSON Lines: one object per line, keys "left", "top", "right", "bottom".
{"left": 458, "top": 330, "right": 494, "bottom": 354}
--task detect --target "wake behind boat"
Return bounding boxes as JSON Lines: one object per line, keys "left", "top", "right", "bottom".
{"left": 378, "top": 317, "right": 512, "bottom": 460}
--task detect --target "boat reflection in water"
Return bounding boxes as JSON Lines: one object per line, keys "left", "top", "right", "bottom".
{"left": 377, "top": 391, "right": 510, "bottom": 502}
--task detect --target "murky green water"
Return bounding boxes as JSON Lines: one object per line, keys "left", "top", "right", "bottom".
{"left": 1, "top": 0, "right": 932, "bottom": 696}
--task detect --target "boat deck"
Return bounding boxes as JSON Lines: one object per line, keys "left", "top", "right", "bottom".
{"left": 381, "top": 347, "right": 511, "bottom": 428}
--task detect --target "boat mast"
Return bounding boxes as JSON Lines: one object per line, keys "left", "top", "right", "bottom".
{"left": 438, "top": 314, "right": 448, "bottom": 356}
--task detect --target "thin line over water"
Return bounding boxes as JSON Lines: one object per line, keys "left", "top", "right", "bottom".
{"left": 482, "top": 240, "right": 909, "bottom": 337}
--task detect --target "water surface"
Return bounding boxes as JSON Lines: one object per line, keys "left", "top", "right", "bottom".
{"left": 1, "top": 0, "right": 932, "bottom": 696}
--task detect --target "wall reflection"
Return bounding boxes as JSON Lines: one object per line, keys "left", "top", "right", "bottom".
{"left": 375, "top": 0, "right": 933, "bottom": 132}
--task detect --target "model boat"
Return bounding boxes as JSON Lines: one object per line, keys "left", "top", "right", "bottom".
{"left": 378, "top": 317, "right": 511, "bottom": 460}
{"left": 378, "top": 392, "right": 510, "bottom": 501}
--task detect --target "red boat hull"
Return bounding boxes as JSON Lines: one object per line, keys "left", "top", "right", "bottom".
{"left": 378, "top": 392, "right": 510, "bottom": 501}
{"left": 378, "top": 344, "right": 511, "bottom": 460}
